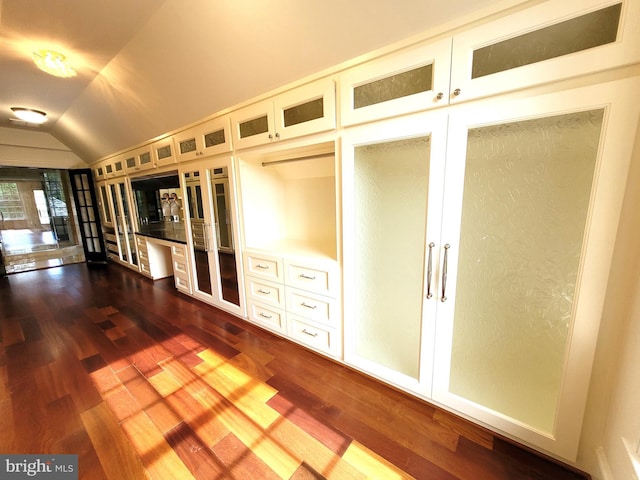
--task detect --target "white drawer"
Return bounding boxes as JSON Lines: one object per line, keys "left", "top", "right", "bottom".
{"left": 172, "top": 244, "right": 188, "bottom": 259}
{"left": 174, "top": 274, "right": 191, "bottom": 293}
{"left": 247, "top": 301, "right": 286, "bottom": 334}
{"left": 285, "top": 287, "right": 338, "bottom": 327}
{"left": 284, "top": 259, "right": 338, "bottom": 296}
{"left": 173, "top": 258, "right": 189, "bottom": 277}
{"left": 246, "top": 276, "right": 285, "bottom": 309}
{"left": 289, "top": 315, "right": 340, "bottom": 357}
{"left": 136, "top": 235, "right": 147, "bottom": 248}
{"left": 244, "top": 252, "right": 283, "bottom": 283}
{"left": 139, "top": 250, "right": 149, "bottom": 261}
{"left": 105, "top": 233, "right": 117, "bottom": 242}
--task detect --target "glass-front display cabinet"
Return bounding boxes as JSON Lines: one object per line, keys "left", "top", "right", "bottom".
{"left": 181, "top": 158, "right": 244, "bottom": 317}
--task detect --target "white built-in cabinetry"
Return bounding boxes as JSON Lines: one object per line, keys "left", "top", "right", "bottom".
{"left": 236, "top": 141, "right": 341, "bottom": 358}
{"left": 338, "top": 0, "right": 640, "bottom": 461}
{"left": 89, "top": 0, "right": 640, "bottom": 463}
{"left": 174, "top": 116, "right": 233, "bottom": 162}
{"left": 231, "top": 78, "right": 336, "bottom": 150}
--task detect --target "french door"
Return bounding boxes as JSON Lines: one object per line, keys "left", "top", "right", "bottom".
{"left": 69, "top": 169, "right": 107, "bottom": 264}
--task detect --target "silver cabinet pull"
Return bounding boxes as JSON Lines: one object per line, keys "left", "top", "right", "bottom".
{"left": 426, "top": 242, "right": 435, "bottom": 299}
{"left": 302, "top": 329, "right": 318, "bottom": 337}
{"left": 441, "top": 244, "right": 450, "bottom": 302}
{"left": 301, "top": 302, "right": 317, "bottom": 310}
{"left": 257, "top": 289, "right": 271, "bottom": 295}
{"left": 299, "top": 273, "right": 316, "bottom": 280}
{"left": 255, "top": 264, "right": 269, "bottom": 269}
{"left": 259, "top": 312, "right": 272, "bottom": 319}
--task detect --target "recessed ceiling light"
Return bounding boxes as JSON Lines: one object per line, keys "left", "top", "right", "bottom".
{"left": 10, "top": 107, "right": 48, "bottom": 124}
{"left": 32, "top": 50, "right": 77, "bottom": 78}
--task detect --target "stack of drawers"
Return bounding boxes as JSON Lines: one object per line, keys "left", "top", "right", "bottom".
{"left": 136, "top": 235, "right": 152, "bottom": 277}
{"left": 244, "top": 251, "right": 341, "bottom": 358}
{"left": 170, "top": 243, "right": 192, "bottom": 294}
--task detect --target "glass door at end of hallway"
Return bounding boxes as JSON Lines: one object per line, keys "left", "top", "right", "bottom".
{"left": 0, "top": 167, "right": 85, "bottom": 274}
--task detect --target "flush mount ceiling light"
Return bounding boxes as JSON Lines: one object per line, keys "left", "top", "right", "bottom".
{"left": 10, "top": 107, "right": 48, "bottom": 124}
{"left": 32, "top": 49, "right": 77, "bottom": 78}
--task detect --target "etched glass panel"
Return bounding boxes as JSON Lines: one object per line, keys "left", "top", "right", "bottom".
{"left": 139, "top": 152, "right": 151, "bottom": 165}
{"left": 354, "top": 64, "right": 433, "bottom": 109}
{"left": 239, "top": 115, "right": 269, "bottom": 139}
{"left": 114, "top": 161, "right": 123, "bottom": 172}
{"left": 472, "top": 4, "right": 621, "bottom": 78}
{"left": 354, "top": 136, "right": 431, "bottom": 379}
{"left": 100, "top": 185, "right": 111, "bottom": 223}
{"left": 283, "top": 98, "right": 324, "bottom": 127}
{"left": 105, "top": 164, "right": 113, "bottom": 174}
{"left": 157, "top": 145, "right": 172, "bottom": 160}
{"left": 125, "top": 157, "right": 136, "bottom": 169}
{"left": 96, "top": 167, "right": 103, "bottom": 177}
{"left": 180, "top": 138, "right": 197, "bottom": 154}
{"left": 449, "top": 109, "right": 603, "bottom": 433}
{"left": 204, "top": 129, "right": 226, "bottom": 148}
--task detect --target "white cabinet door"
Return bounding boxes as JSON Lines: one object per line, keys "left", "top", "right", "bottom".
{"left": 450, "top": 0, "right": 640, "bottom": 103}
{"left": 180, "top": 157, "right": 245, "bottom": 317}
{"left": 339, "top": 38, "right": 452, "bottom": 126}
{"left": 152, "top": 137, "right": 177, "bottom": 168}
{"left": 342, "top": 110, "right": 448, "bottom": 397}
{"left": 343, "top": 78, "right": 640, "bottom": 460}
{"left": 432, "top": 79, "right": 640, "bottom": 460}
{"left": 232, "top": 78, "right": 336, "bottom": 149}
{"left": 174, "top": 115, "right": 233, "bottom": 162}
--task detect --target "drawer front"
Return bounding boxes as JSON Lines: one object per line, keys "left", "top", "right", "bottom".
{"left": 173, "top": 257, "right": 190, "bottom": 277}
{"left": 136, "top": 235, "right": 147, "bottom": 248}
{"left": 172, "top": 244, "right": 188, "bottom": 259}
{"left": 285, "top": 288, "right": 338, "bottom": 327}
{"left": 140, "top": 261, "right": 152, "bottom": 277}
{"left": 139, "top": 250, "right": 149, "bottom": 262}
{"left": 105, "top": 233, "right": 118, "bottom": 243}
{"left": 244, "top": 252, "right": 283, "bottom": 283}
{"left": 289, "top": 315, "right": 340, "bottom": 357}
{"left": 247, "top": 301, "right": 286, "bottom": 333}
{"left": 174, "top": 274, "right": 191, "bottom": 293}
{"left": 285, "top": 259, "right": 338, "bottom": 296}
{"left": 246, "top": 276, "right": 285, "bottom": 309}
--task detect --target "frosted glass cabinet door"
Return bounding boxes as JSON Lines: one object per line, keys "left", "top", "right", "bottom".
{"left": 450, "top": 0, "right": 640, "bottom": 103}
{"left": 342, "top": 112, "right": 447, "bottom": 396}
{"left": 433, "top": 80, "right": 640, "bottom": 460}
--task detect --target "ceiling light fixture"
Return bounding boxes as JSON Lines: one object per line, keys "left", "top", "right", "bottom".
{"left": 10, "top": 107, "right": 48, "bottom": 124}
{"left": 32, "top": 50, "right": 77, "bottom": 78}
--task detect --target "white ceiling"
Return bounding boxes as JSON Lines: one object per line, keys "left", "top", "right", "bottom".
{"left": 0, "top": 0, "right": 511, "bottom": 164}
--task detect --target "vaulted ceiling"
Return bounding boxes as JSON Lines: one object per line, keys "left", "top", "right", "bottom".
{"left": 0, "top": 0, "right": 510, "bottom": 165}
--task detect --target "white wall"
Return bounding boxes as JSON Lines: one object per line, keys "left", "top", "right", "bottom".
{"left": 0, "top": 127, "right": 86, "bottom": 169}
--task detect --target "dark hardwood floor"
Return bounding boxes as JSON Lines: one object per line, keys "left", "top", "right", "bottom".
{"left": 0, "top": 263, "right": 589, "bottom": 479}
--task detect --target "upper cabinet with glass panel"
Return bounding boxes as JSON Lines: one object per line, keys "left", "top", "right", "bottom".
{"left": 450, "top": 0, "right": 639, "bottom": 103}
{"left": 231, "top": 77, "right": 336, "bottom": 150}
{"left": 339, "top": 39, "right": 452, "bottom": 126}
{"left": 174, "top": 115, "right": 233, "bottom": 163}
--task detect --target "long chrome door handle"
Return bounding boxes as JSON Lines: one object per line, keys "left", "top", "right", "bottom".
{"left": 426, "top": 242, "right": 435, "bottom": 299}
{"left": 441, "top": 244, "right": 450, "bottom": 302}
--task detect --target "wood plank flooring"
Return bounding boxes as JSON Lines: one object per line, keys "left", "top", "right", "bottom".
{"left": 0, "top": 263, "right": 590, "bottom": 479}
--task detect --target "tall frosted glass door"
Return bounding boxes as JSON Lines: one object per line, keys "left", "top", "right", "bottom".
{"left": 448, "top": 109, "right": 603, "bottom": 433}
{"left": 353, "top": 136, "right": 431, "bottom": 380}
